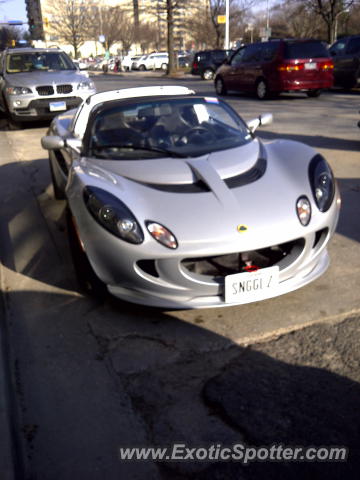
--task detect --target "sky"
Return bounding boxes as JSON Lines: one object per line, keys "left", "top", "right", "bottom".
{"left": 0, "top": 0, "right": 27, "bottom": 23}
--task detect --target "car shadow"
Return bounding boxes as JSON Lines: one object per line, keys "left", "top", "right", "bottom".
{"left": 1, "top": 285, "right": 359, "bottom": 479}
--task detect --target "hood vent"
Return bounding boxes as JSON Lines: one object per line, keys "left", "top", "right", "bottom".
{"left": 134, "top": 179, "right": 210, "bottom": 193}
{"left": 224, "top": 157, "right": 266, "bottom": 189}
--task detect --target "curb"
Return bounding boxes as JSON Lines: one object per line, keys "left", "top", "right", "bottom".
{"left": 0, "top": 130, "right": 25, "bottom": 480}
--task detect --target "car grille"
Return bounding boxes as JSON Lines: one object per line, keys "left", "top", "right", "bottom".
{"left": 36, "top": 85, "right": 54, "bottom": 96}
{"left": 35, "top": 85, "right": 73, "bottom": 96}
{"left": 57, "top": 84, "right": 72, "bottom": 94}
{"left": 181, "top": 238, "right": 305, "bottom": 278}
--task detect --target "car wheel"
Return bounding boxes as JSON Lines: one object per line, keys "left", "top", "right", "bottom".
{"left": 202, "top": 68, "right": 214, "bottom": 80}
{"left": 256, "top": 79, "right": 269, "bottom": 100}
{"left": 49, "top": 157, "right": 66, "bottom": 200}
{"left": 139, "top": 64, "right": 146, "bottom": 71}
{"left": 215, "top": 76, "right": 227, "bottom": 95}
{"left": 307, "top": 89, "right": 321, "bottom": 98}
{"left": 67, "top": 210, "right": 107, "bottom": 300}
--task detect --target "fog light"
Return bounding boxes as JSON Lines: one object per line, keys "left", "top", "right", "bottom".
{"left": 296, "top": 196, "right": 311, "bottom": 226}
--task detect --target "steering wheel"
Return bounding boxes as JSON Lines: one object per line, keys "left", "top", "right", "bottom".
{"left": 182, "top": 125, "right": 214, "bottom": 144}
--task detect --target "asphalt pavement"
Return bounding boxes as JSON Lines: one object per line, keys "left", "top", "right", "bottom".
{"left": 0, "top": 76, "right": 359, "bottom": 479}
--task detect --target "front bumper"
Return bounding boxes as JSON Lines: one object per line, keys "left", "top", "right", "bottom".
{"left": 70, "top": 190, "right": 340, "bottom": 309}
{"left": 6, "top": 90, "right": 95, "bottom": 120}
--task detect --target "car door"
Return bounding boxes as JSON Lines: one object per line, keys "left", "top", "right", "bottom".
{"left": 224, "top": 47, "right": 247, "bottom": 91}
{"left": 343, "top": 37, "right": 360, "bottom": 80}
{"left": 237, "top": 44, "right": 263, "bottom": 91}
{"left": 330, "top": 38, "right": 349, "bottom": 84}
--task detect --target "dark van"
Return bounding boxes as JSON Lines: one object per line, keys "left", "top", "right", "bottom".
{"left": 329, "top": 35, "right": 360, "bottom": 89}
{"left": 215, "top": 39, "right": 334, "bottom": 99}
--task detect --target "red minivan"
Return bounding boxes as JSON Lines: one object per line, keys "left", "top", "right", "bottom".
{"left": 215, "top": 39, "right": 334, "bottom": 99}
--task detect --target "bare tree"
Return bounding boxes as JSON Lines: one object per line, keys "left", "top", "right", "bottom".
{"left": 144, "top": 0, "right": 198, "bottom": 74}
{"left": 0, "top": 26, "right": 21, "bottom": 50}
{"left": 300, "top": 0, "right": 355, "bottom": 43}
{"left": 204, "top": 0, "right": 256, "bottom": 48}
{"left": 87, "top": 4, "right": 131, "bottom": 51}
{"left": 46, "top": 0, "right": 89, "bottom": 58}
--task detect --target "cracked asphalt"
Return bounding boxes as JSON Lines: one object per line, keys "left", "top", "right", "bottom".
{"left": 0, "top": 74, "right": 359, "bottom": 479}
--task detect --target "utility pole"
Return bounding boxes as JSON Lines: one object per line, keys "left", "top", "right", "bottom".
{"left": 224, "top": 0, "right": 229, "bottom": 50}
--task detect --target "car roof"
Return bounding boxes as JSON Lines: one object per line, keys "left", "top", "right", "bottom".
{"left": 4, "top": 47, "right": 64, "bottom": 54}
{"left": 73, "top": 86, "right": 195, "bottom": 138}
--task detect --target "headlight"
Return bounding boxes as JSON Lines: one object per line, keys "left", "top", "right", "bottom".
{"left": 83, "top": 187, "right": 144, "bottom": 244}
{"left": 6, "top": 86, "right": 32, "bottom": 95}
{"left": 77, "top": 81, "right": 94, "bottom": 90}
{"left": 296, "top": 196, "right": 311, "bottom": 226}
{"left": 309, "top": 154, "right": 335, "bottom": 212}
{"left": 146, "top": 222, "right": 178, "bottom": 249}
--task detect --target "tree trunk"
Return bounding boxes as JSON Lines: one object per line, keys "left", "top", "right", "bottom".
{"left": 167, "top": 0, "right": 175, "bottom": 75}
{"left": 133, "top": 0, "right": 139, "bottom": 42}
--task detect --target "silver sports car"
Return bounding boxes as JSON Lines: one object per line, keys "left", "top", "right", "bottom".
{"left": 41, "top": 86, "right": 341, "bottom": 308}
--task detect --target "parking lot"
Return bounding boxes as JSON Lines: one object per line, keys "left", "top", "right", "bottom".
{"left": 0, "top": 71, "right": 359, "bottom": 479}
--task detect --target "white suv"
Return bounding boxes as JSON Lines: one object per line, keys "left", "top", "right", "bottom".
{"left": 138, "top": 53, "right": 169, "bottom": 71}
{"left": 0, "top": 47, "right": 96, "bottom": 124}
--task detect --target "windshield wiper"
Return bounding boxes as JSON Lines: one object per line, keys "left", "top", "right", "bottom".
{"left": 93, "top": 144, "right": 187, "bottom": 158}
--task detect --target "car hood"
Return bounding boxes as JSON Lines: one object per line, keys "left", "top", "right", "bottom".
{"left": 5, "top": 70, "right": 88, "bottom": 85}
{"left": 72, "top": 139, "right": 320, "bottom": 250}
{"left": 84, "top": 140, "right": 261, "bottom": 185}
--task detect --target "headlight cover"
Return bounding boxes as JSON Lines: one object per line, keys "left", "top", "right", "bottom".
{"left": 146, "top": 221, "right": 178, "bottom": 249}
{"left": 77, "top": 81, "right": 94, "bottom": 90}
{"left": 308, "top": 154, "right": 335, "bottom": 212}
{"left": 83, "top": 186, "right": 144, "bottom": 244}
{"left": 6, "top": 86, "right": 32, "bottom": 95}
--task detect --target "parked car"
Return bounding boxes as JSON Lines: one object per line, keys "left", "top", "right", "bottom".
{"left": 329, "top": 35, "right": 360, "bottom": 89}
{"left": 138, "top": 53, "right": 169, "bottom": 71}
{"left": 191, "top": 49, "right": 232, "bottom": 80}
{"left": 215, "top": 39, "right": 334, "bottom": 99}
{"left": 122, "top": 54, "right": 141, "bottom": 71}
{"left": 73, "top": 59, "right": 88, "bottom": 70}
{"left": 0, "top": 47, "right": 96, "bottom": 125}
{"left": 178, "top": 54, "right": 193, "bottom": 68}
{"left": 132, "top": 55, "right": 148, "bottom": 70}
{"left": 41, "top": 85, "right": 340, "bottom": 308}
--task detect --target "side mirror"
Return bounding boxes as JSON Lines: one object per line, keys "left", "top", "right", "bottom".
{"left": 41, "top": 135, "right": 64, "bottom": 150}
{"left": 41, "top": 135, "right": 82, "bottom": 153}
{"left": 247, "top": 113, "right": 273, "bottom": 133}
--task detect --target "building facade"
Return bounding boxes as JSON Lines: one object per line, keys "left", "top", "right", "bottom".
{"left": 25, "top": 0, "right": 208, "bottom": 58}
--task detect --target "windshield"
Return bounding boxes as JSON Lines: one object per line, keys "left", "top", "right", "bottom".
{"left": 6, "top": 52, "right": 76, "bottom": 73}
{"left": 88, "top": 97, "right": 252, "bottom": 160}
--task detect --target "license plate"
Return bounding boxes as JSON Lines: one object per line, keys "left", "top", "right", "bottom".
{"left": 49, "top": 101, "right": 66, "bottom": 112}
{"left": 304, "top": 62, "right": 317, "bottom": 70}
{"left": 224, "top": 266, "right": 279, "bottom": 304}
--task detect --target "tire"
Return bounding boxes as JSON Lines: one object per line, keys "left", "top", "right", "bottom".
{"left": 215, "top": 76, "right": 227, "bottom": 95}
{"left": 202, "top": 68, "right": 214, "bottom": 80}
{"left": 256, "top": 79, "right": 269, "bottom": 100}
{"left": 307, "top": 89, "right": 321, "bottom": 98}
{"left": 139, "top": 64, "right": 146, "bottom": 71}
{"left": 49, "top": 157, "right": 66, "bottom": 200}
{"left": 67, "top": 210, "right": 107, "bottom": 300}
